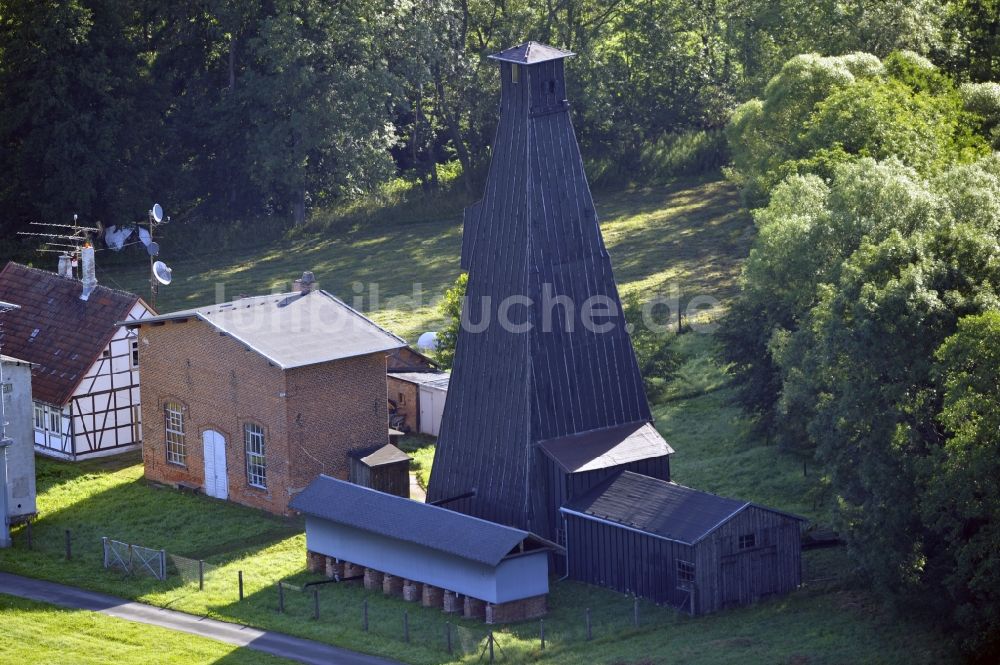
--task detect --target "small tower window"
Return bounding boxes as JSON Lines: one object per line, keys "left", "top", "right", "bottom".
{"left": 511, "top": 63, "right": 519, "bottom": 83}
{"left": 548, "top": 80, "right": 556, "bottom": 93}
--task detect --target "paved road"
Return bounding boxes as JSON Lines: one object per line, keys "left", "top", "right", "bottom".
{"left": 0, "top": 572, "right": 401, "bottom": 665}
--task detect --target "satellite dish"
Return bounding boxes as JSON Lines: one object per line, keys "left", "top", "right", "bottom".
{"left": 147, "top": 241, "right": 160, "bottom": 257}
{"left": 151, "top": 203, "right": 163, "bottom": 223}
{"left": 152, "top": 261, "right": 172, "bottom": 285}
{"left": 416, "top": 331, "right": 439, "bottom": 351}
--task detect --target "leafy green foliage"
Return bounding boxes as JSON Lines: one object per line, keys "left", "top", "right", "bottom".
{"left": 927, "top": 312, "right": 1000, "bottom": 657}
{"left": 622, "top": 293, "right": 680, "bottom": 400}
{"left": 727, "top": 51, "right": 988, "bottom": 203}
{"left": 432, "top": 271, "right": 466, "bottom": 370}
{"left": 721, "top": 150, "right": 1000, "bottom": 655}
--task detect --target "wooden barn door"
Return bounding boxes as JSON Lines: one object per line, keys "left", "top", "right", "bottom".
{"left": 202, "top": 430, "right": 228, "bottom": 500}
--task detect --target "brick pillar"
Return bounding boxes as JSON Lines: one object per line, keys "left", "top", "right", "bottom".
{"left": 442, "top": 590, "right": 462, "bottom": 613}
{"left": 306, "top": 551, "right": 324, "bottom": 574}
{"left": 422, "top": 584, "right": 444, "bottom": 609}
{"left": 325, "top": 557, "right": 344, "bottom": 579}
{"left": 463, "top": 596, "right": 486, "bottom": 621}
{"left": 364, "top": 568, "right": 384, "bottom": 591}
{"left": 343, "top": 561, "right": 364, "bottom": 579}
{"left": 402, "top": 579, "right": 423, "bottom": 602}
{"left": 383, "top": 573, "right": 404, "bottom": 596}
{"left": 485, "top": 595, "right": 548, "bottom": 623}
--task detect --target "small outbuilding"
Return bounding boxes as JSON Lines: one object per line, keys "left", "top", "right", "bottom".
{"left": 560, "top": 471, "right": 805, "bottom": 615}
{"left": 348, "top": 443, "right": 411, "bottom": 498}
{"left": 385, "top": 371, "right": 449, "bottom": 436}
{"left": 292, "top": 474, "right": 555, "bottom": 623}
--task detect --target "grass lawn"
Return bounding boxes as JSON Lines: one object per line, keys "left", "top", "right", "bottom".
{"left": 0, "top": 594, "right": 292, "bottom": 665}
{"left": 96, "top": 174, "right": 748, "bottom": 340}
{"left": 0, "top": 174, "right": 958, "bottom": 663}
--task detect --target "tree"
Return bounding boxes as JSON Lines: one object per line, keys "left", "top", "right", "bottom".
{"left": 926, "top": 311, "right": 1000, "bottom": 659}
{"left": 434, "top": 272, "right": 468, "bottom": 369}
{"left": 727, "top": 51, "right": 988, "bottom": 203}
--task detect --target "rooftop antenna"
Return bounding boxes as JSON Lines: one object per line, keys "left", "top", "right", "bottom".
{"left": 17, "top": 213, "right": 99, "bottom": 276}
{"left": 143, "top": 203, "right": 172, "bottom": 310}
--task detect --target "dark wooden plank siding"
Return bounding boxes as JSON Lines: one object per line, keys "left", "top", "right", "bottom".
{"left": 536, "top": 453, "right": 670, "bottom": 543}
{"left": 694, "top": 506, "right": 802, "bottom": 614}
{"left": 564, "top": 512, "right": 695, "bottom": 608}
{"left": 428, "top": 51, "right": 654, "bottom": 534}
{"left": 349, "top": 459, "right": 410, "bottom": 498}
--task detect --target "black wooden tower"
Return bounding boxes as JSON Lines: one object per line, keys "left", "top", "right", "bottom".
{"left": 427, "top": 42, "right": 672, "bottom": 540}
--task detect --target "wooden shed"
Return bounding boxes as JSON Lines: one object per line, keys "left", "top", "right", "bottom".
{"left": 348, "top": 443, "right": 411, "bottom": 498}
{"left": 560, "top": 471, "right": 805, "bottom": 615}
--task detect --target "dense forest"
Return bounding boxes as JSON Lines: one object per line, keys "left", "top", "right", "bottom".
{"left": 2, "top": 0, "right": 1000, "bottom": 660}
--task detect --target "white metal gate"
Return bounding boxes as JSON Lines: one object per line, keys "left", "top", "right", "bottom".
{"left": 202, "top": 430, "right": 228, "bottom": 499}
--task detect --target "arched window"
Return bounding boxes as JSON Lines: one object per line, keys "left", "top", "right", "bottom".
{"left": 244, "top": 423, "right": 267, "bottom": 488}
{"left": 164, "top": 402, "right": 186, "bottom": 465}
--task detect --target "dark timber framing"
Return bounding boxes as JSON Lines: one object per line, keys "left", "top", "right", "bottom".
{"left": 427, "top": 42, "right": 672, "bottom": 539}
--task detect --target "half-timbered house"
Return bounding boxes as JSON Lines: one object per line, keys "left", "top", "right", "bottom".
{"left": 0, "top": 261, "right": 153, "bottom": 460}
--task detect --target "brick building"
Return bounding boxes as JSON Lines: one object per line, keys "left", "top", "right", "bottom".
{"left": 127, "top": 281, "right": 405, "bottom": 514}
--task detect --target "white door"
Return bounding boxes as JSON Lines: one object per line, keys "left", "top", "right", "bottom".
{"left": 202, "top": 430, "right": 228, "bottom": 499}
{"left": 418, "top": 387, "right": 447, "bottom": 437}
{"left": 418, "top": 387, "right": 434, "bottom": 436}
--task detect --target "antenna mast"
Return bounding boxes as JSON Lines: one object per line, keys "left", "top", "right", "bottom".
{"left": 17, "top": 214, "right": 98, "bottom": 275}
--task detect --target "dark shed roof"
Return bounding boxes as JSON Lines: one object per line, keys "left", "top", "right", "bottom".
{"left": 489, "top": 41, "right": 574, "bottom": 64}
{"left": 561, "top": 472, "right": 805, "bottom": 545}
{"left": 290, "top": 475, "right": 552, "bottom": 566}
{"left": 0, "top": 262, "right": 142, "bottom": 406}
{"left": 538, "top": 422, "right": 673, "bottom": 473}
{"left": 349, "top": 443, "right": 411, "bottom": 467}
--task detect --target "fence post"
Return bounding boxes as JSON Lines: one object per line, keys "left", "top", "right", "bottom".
{"left": 586, "top": 607, "right": 592, "bottom": 641}
{"left": 65, "top": 529, "right": 71, "bottom": 560}
{"left": 198, "top": 560, "right": 204, "bottom": 591}
{"left": 313, "top": 588, "right": 320, "bottom": 620}
{"left": 634, "top": 596, "right": 640, "bottom": 627}
{"left": 102, "top": 537, "right": 108, "bottom": 569}
{"left": 277, "top": 582, "right": 285, "bottom": 613}
{"left": 540, "top": 618, "right": 545, "bottom": 650}
{"left": 362, "top": 598, "right": 368, "bottom": 632}
{"left": 160, "top": 549, "right": 166, "bottom": 581}
{"left": 238, "top": 571, "right": 244, "bottom": 601}
{"left": 26, "top": 521, "right": 32, "bottom": 550}
{"left": 445, "top": 621, "right": 452, "bottom": 654}
{"left": 403, "top": 610, "right": 409, "bottom": 643}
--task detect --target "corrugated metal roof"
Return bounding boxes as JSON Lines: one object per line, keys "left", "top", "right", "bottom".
{"left": 489, "top": 42, "right": 575, "bottom": 65}
{"left": 0, "top": 262, "right": 142, "bottom": 406}
{"left": 290, "top": 475, "right": 543, "bottom": 566}
{"left": 538, "top": 422, "right": 674, "bottom": 473}
{"left": 129, "top": 290, "right": 405, "bottom": 369}
{"left": 387, "top": 371, "right": 450, "bottom": 389}
{"left": 349, "top": 443, "right": 411, "bottom": 467}
{"left": 562, "top": 472, "right": 804, "bottom": 544}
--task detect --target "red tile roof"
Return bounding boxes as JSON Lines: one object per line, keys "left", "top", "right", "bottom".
{"left": 0, "top": 262, "right": 141, "bottom": 406}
